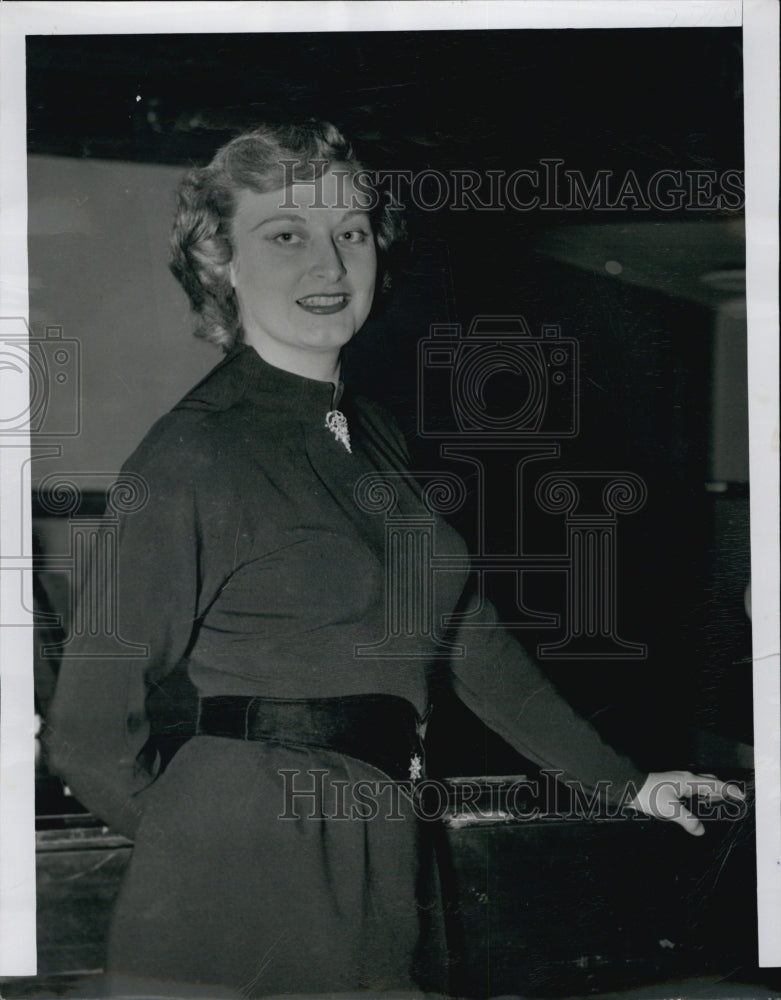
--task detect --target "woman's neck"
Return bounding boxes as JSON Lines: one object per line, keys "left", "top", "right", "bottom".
{"left": 243, "top": 339, "right": 341, "bottom": 387}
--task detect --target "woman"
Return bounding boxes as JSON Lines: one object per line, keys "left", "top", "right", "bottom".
{"left": 47, "top": 122, "right": 737, "bottom": 998}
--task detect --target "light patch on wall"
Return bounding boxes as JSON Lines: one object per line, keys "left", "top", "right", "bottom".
{"left": 28, "top": 194, "right": 95, "bottom": 237}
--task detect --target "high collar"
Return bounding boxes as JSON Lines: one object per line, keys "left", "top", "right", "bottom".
{"left": 175, "top": 343, "right": 346, "bottom": 418}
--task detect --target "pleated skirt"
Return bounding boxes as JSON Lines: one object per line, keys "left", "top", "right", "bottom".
{"left": 105, "top": 735, "right": 445, "bottom": 998}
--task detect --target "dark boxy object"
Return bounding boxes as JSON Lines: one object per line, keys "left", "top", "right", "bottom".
{"left": 5, "top": 775, "right": 758, "bottom": 999}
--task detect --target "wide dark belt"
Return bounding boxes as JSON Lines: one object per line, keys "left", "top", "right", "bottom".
{"left": 197, "top": 693, "right": 426, "bottom": 782}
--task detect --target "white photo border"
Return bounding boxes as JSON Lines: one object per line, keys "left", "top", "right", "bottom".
{"left": 0, "top": 0, "right": 777, "bottom": 978}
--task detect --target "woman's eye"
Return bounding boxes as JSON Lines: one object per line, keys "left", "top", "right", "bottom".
{"left": 338, "top": 230, "right": 369, "bottom": 244}
{"left": 272, "top": 232, "right": 304, "bottom": 245}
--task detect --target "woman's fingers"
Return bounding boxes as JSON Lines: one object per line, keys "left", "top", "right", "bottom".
{"left": 630, "top": 771, "right": 746, "bottom": 836}
{"left": 680, "top": 772, "right": 746, "bottom": 803}
{"left": 675, "top": 806, "right": 705, "bottom": 837}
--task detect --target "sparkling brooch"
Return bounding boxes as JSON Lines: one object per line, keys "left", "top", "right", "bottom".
{"left": 325, "top": 410, "right": 352, "bottom": 453}
{"left": 409, "top": 753, "right": 423, "bottom": 782}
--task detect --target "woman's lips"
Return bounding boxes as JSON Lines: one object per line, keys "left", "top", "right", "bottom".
{"left": 296, "top": 294, "right": 350, "bottom": 315}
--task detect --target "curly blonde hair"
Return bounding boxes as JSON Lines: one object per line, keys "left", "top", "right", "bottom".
{"left": 169, "top": 121, "right": 405, "bottom": 350}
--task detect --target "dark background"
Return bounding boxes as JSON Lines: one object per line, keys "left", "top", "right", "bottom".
{"left": 27, "top": 30, "right": 743, "bottom": 165}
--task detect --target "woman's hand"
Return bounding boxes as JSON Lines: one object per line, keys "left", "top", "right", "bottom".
{"left": 630, "top": 770, "right": 746, "bottom": 836}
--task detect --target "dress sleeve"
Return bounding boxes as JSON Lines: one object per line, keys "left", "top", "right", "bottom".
{"left": 449, "top": 592, "right": 646, "bottom": 804}
{"left": 45, "top": 422, "right": 206, "bottom": 839}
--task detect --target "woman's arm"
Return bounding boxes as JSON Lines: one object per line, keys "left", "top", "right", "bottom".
{"left": 448, "top": 591, "right": 744, "bottom": 830}
{"left": 448, "top": 593, "right": 646, "bottom": 802}
{"left": 44, "top": 423, "right": 204, "bottom": 839}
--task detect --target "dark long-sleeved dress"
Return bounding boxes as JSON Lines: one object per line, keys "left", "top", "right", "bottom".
{"left": 47, "top": 344, "right": 645, "bottom": 997}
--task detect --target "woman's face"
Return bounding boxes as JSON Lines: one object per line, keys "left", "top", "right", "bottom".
{"left": 228, "top": 166, "right": 377, "bottom": 374}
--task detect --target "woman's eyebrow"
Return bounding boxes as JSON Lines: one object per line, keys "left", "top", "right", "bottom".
{"left": 250, "top": 212, "right": 306, "bottom": 232}
{"left": 249, "top": 208, "right": 370, "bottom": 233}
{"left": 338, "top": 208, "right": 371, "bottom": 223}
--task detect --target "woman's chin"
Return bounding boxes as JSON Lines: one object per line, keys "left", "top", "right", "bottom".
{"left": 298, "top": 322, "right": 361, "bottom": 352}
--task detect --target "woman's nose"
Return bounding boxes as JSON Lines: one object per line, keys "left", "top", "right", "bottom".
{"left": 309, "top": 238, "right": 347, "bottom": 281}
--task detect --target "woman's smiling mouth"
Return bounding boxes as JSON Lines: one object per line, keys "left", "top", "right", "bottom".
{"left": 296, "top": 294, "right": 350, "bottom": 314}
